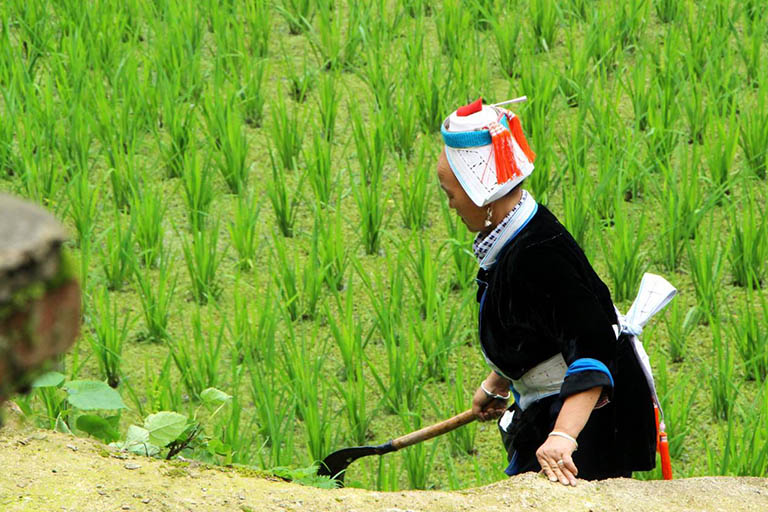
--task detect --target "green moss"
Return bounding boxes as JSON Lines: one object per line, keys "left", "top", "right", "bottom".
{"left": 0, "top": 249, "right": 77, "bottom": 322}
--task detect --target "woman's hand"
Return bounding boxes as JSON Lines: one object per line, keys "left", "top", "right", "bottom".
{"left": 536, "top": 434, "right": 578, "bottom": 486}
{"left": 472, "top": 371, "right": 510, "bottom": 421}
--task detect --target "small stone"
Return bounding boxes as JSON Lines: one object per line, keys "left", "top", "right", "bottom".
{"left": 66, "top": 444, "right": 78, "bottom": 452}
{"left": 51, "top": 469, "right": 57, "bottom": 473}
{"left": 122, "top": 505, "right": 130, "bottom": 510}
{"left": 124, "top": 463, "right": 141, "bottom": 470}
{"left": 142, "top": 499, "right": 150, "bottom": 504}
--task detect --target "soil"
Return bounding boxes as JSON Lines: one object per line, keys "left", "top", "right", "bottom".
{"left": 2, "top": 412, "right": 767, "bottom": 512}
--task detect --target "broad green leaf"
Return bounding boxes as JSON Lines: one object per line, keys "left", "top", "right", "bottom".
{"left": 76, "top": 414, "right": 120, "bottom": 443}
{"left": 200, "top": 387, "right": 231, "bottom": 404}
{"left": 125, "top": 425, "right": 150, "bottom": 445}
{"left": 64, "top": 380, "right": 126, "bottom": 410}
{"left": 31, "top": 371, "right": 65, "bottom": 388}
{"left": 144, "top": 411, "right": 188, "bottom": 447}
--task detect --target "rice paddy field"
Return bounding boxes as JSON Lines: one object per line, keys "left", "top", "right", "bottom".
{"left": 1, "top": 0, "right": 767, "bottom": 491}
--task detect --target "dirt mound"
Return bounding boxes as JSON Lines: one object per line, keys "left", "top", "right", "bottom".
{"left": 1, "top": 416, "right": 766, "bottom": 512}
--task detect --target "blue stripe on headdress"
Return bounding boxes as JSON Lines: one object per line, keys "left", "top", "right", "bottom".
{"left": 441, "top": 114, "right": 509, "bottom": 148}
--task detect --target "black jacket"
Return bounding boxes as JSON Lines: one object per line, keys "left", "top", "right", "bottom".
{"left": 476, "top": 205, "right": 656, "bottom": 478}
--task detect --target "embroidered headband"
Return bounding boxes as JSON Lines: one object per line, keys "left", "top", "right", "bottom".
{"left": 441, "top": 98, "right": 536, "bottom": 207}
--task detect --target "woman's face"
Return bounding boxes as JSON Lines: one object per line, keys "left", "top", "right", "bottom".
{"left": 437, "top": 150, "right": 487, "bottom": 232}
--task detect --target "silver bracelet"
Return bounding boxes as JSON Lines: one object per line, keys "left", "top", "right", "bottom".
{"left": 481, "top": 382, "right": 511, "bottom": 401}
{"left": 548, "top": 431, "right": 579, "bottom": 449}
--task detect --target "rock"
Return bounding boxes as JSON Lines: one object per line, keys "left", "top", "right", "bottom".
{"left": 124, "top": 463, "right": 141, "bottom": 470}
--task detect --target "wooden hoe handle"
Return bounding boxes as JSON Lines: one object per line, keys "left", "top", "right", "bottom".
{"left": 391, "top": 409, "right": 476, "bottom": 450}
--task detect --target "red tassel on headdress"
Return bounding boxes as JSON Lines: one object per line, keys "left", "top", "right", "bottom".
{"left": 508, "top": 115, "right": 536, "bottom": 163}
{"left": 488, "top": 121, "right": 521, "bottom": 184}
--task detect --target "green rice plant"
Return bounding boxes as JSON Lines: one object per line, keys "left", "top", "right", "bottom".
{"left": 305, "top": 133, "right": 335, "bottom": 206}
{"left": 276, "top": 0, "right": 313, "bottom": 35}
{"left": 562, "top": 0, "right": 589, "bottom": 23}
{"left": 730, "top": 287, "right": 768, "bottom": 382}
{"left": 435, "top": 0, "right": 472, "bottom": 58}
{"left": 267, "top": 149, "right": 304, "bottom": 238}
{"left": 655, "top": 156, "right": 709, "bottom": 271}
{"left": 134, "top": 253, "right": 177, "bottom": 343}
{"left": 601, "top": 193, "right": 647, "bottom": 302}
{"left": 529, "top": 0, "right": 559, "bottom": 52}
{"left": 704, "top": 50, "right": 739, "bottom": 118}
{"left": 645, "top": 75, "right": 681, "bottom": 169}
{"left": 446, "top": 360, "right": 476, "bottom": 455}
{"left": 300, "top": 236, "right": 325, "bottom": 321}
{"left": 686, "top": 222, "right": 726, "bottom": 321}
{"left": 663, "top": 299, "right": 697, "bottom": 363}
{"left": 621, "top": 53, "right": 650, "bottom": 131}
{"left": 335, "top": 360, "right": 371, "bottom": 445}
{"left": 368, "top": 323, "right": 424, "bottom": 414}
{"left": 270, "top": 94, "right": 304, "bottom": 171}
{"left": 235, "top": 58, "right": 267, "bottom": 128}
{"left": 152, "top": 1, "right": 204, "bottom": 101}
{"left": 182, "top": 225, "right": 225, "bottom": 305}
{"left": 708, "top": 320, "right": 736, "bottom": 421}
{"left": 67, "top": 169, "right": 101, "bottom": 250}
{"left": 585, "top": 8, "right": 618, "bottom": 73}
{"left": 728, "top": 188, "right": 768, "bottom": 288}
{"left": 202, "top": 88, "right": 250, "bottom": 194}
{"left": 706, "top": 389, "right": 768, "bottom": 476}
{"left": 407, "top": 34, "right": 447, "bottom": 133}
{"left": 653, "top": 357, "right": 698, "bottom": 459}
{"left": 228, "top": 191, "right": 262, "bottom": 272}
{"left": 157, "top": 93, "right": 196, "bottom": 179}
{"left": 559, "top": 36, "right": 591, "bottom": 107}
{"left": 307, "top": 0, "right": 362, "bottom": 71}
{"left": 440, "top": 199, "right": 476, "bottom": 290}
{"left": 739, "top": 94, "right": 768, "bottom": 180}
{"left": 388, "top": 92, "right": 419, "bottom": 161}
{"left": 123, "top": 357, "right": 181, "bottom": 416}
{"left": 17, "top": 146, "right": 64, "bottom": 213}
{"left": 405, "top": 236, "right": 442, "bottom": 318}
{"left": 244, "top": 0, "right": 270, "bottom": 58}
{"left": 491, "top": 10, "right": 522, "bottom": 77}
{"left": 271, "top": 233, "right": 301, "bottom": 322}
{"left": 736, "top": 13, "right": 765, "bottom": 86}
{"left": 706, "top": 111, "right": 739, "bottom": 200}
{"left": 400, "top": 407, "right": 439, "bottom": 489}
{"left": 654, "top": 0, "right": 679, "bottom": 23}
{"left": 356, "top": 254, "right": 404, "bottom": 348}
{"left": 681, "top": 3, "right": 709, "bottom": 80}
{"left": 396, "top": 149, "right": 431, "bottom": 230}
{"left": 615, "top": 0, "right": 649, "bottom": 50}
{"left": 315, "top": 71, "right": 340, "bottom": 142}
{"left": 285, "top": 54, "right": 317, "bottom": 104}
{"left": 104, "top": 144, "right": 140, "bottom": 214}
{"left": 282, "top": 333, "right": 332, "bottom": 464}
{"left": 412, "top": 294, "right": 464, "bottom": 382}
{"left": 99, "top": 211, "right": 136, "bottom": 292}
{"left": 326, "top": 286, "right": 365, "bottom": 382}
{"left": 130, "top": 185, "right": 166, "bottom": 269}
{"left": 87, "top": 288, "right": 131, "bottom": 388}
{"left": 313, "top": 204, "right": 348, "bottom": 291}
{"left": 168, "top": 309, "right": 224, "bottom": 401}
{"left": 350, "top": 106, "right": 387, "bottom": 255}
{"left": 681, "top": 82, "right": 709, "bottom": 145}
{"left": 519, "top": 57, "right": 559, "bottom": 143}
{"left": 181, "top": 147, "right": 215, "bottom": 233}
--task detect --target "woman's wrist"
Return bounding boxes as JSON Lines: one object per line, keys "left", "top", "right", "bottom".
{"left": 481, "top": 381, "right": 511, "bottom": 400}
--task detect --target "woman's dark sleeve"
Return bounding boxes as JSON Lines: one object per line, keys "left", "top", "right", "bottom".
{"left": 514, "top": 245, "right": 618, "bottom": 401}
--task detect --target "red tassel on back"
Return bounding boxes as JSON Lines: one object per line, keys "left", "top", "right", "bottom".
{"left": 509, "top": 115, "right": 536, "bottom": 163}
{"left": 488, "top": 122, "right": 520, "bottom": 184}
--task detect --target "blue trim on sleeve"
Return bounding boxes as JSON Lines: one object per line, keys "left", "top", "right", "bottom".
{"left": 441, "top": 115, "right": 509, "bottom": 148}
{"left": 510, "top": 384, "right": 520, "bottom": 405}
{"left": 565, "top": 358, "right": 614, "bottom": 388}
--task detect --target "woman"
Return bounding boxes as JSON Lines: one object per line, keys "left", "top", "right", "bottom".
{"left": 437, "top": 99, "right": 656, "bottom": 485}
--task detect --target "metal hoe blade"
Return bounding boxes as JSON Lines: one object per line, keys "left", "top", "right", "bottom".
{"left": 317, "top": 442, "right": 395, "bottom": 485}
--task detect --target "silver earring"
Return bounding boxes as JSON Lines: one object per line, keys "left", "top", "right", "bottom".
{"left": 484, "top": 206, "right": 493, "bottom": 228}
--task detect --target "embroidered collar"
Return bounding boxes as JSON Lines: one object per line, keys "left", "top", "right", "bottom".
{"left": 472, "top": 190, "right": 537, "bottom": 270}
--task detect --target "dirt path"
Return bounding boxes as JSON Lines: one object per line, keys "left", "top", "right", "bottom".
{"left": 2, "top": 416, "right": 767, "bottom": 512}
